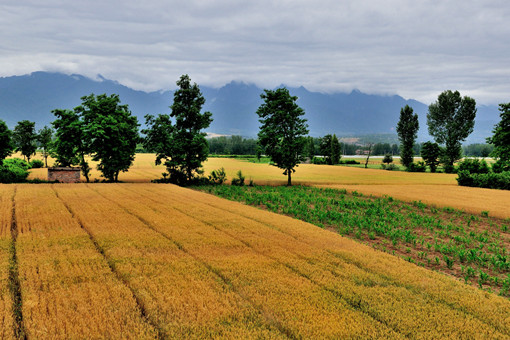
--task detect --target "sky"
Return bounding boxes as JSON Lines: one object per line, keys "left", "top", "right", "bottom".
{"left": 1, "top": 0, "right": 509, "bottom": 105}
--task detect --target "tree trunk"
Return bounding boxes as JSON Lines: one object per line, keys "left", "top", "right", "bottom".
{"left": 44, "top": 154, "right": 48, "bottom": 168}
{"left": 287, "top": 170, "right": 292, "bottom": 186}
{"left": 365, "top": 143, "right": 372, "bottom": 169}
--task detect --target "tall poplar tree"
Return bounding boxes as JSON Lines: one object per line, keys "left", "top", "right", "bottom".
{"left": 396, "top": 105, "right": 419, "bottom": 168}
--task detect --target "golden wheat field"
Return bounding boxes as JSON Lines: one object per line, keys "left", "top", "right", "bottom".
{"left": 0, "top": 182, "right": 509, "bottom": 338}
{"left": 26, "top": 153, "right": 510, "bottom": 219}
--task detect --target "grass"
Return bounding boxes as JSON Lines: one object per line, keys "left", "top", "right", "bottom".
{"left": 195, "top": 184, "right": 510, "bottom": 297}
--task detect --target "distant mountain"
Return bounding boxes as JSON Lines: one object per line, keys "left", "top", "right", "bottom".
{"left": 0, "top": 72, "right": 500, "bottom": 143}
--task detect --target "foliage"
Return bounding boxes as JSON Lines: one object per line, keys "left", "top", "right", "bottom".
{"left": 208, "top": 135, "right": 258, "bottom": 155}
{"left": 406, "top": 161, "right": 427, "bottom": 172}
{"left": 319, "top": 134, "right": 341, "bottom": 165}
{"left": 208, "top": 167, "right": 227, "bottom": 185}
{"left": 12, "top": 120, "right": 38, "bottom": 162}
{"left": 37, "top": 125, "right": 53, "bottom": 167}
{"left": 381, "top": 163, "right": 399, "bottom": 171}
{"left": 76, "top": 93, "right": 140, "bottom": 182}
{"left": 487, "top": 102, "right": 510, "bottom": 169}
{"left": 256, "top": 87, "right": 309, "bottom": 186}
{"left": 457, "top": 158, "right": 490, "bottom": 174}
{"left": 421, "top": 141, "right": 441, "bottom": 173}
{"left": 427, "top": 90, "right": 477, "bottom": 172}
{"left": 0, "top": 158, "right": 30, "bottom": 183}
{"left": 231, "top": 170, "right": 245, "bottom": 186}
{"left": 144, "top": 75, "right": 212, "bottom": 185}
{"left": 492, "top": 160, "right": 510, "bottom": 173}
{"left": 396, "top": 105, "right": 419, "bottom": 168}
{"left": 463, "top": 143, "right": 494, "bottom": 157}
{"left": 457, "top": 171, "right": 510, "bottom": 190}
{"left": 52, "top": 108, "right": 91, "bottom": 181}
{"left": 0, "top": 119, "right": 13, "bottom": 161}
{"left": 29, "top": 159, "right": 44, "bottom": 168}
{"left": 382, "top": 154, "right": 393, "bottom": 164}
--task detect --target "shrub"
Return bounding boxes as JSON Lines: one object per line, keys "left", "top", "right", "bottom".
{"left": 3, "top": 158, "right": 31, "bottom": 170}
{"left": 341, "top": 160, "right": 360, "bottom": 165}
{"left": 492, "top": 160, "right": 510, "bottom": 173}
{"left": 30, "top": 159, "right": 44, "bottom": 168}
{"left": 0, "top": 159, "right": 30, "bottom": 183}
{"left": 311, "top": 157, "right": 327, "bottom": 165}
{"left": 406, "top": 161, "right": 426, "bottom": 172}
{"left": 382, "top": 154, "right": 393, "bottom": 164}
{"left": 381, "top": 163, "right": 399, "bottom": 171}
{"left": 457, "top": 158, "right": 490, "bottom": 174}
{"left": 231, "top": 170, "right": 245, "bottom": 186}
{"left": 457, "top": 171, "right": 510, "bottom": 190}
{"left": 209, "top": 167, "right": 227, "bottom": 185}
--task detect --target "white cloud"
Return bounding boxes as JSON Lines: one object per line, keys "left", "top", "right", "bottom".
{"left": 1, "top": 0, "right": 509, "bottom": 106}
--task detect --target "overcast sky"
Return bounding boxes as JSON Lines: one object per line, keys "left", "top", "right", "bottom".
{"left": 1, "top": 0, "right": 509, "bottom": 104}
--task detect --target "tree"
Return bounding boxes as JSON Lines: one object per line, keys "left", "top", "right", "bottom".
{"left": 144, "top": 75, "right": 212, "bottom": 184}
{"left": 304, "top": 136, "right": 316, "bottom": 160}
{"left": 320, "top": 134, "right": 333, "bottom": 164}
{"left": 487, "top": 102, "right": 510, "bottom": 172}
{"left": 257, "top": 87, "right": 309, "bottom": 186}
{"left": 396, "top": 105, "right": 419, "bottom": 168}
{"left": 12, "top": 120, "right": 38, "bottom": 163}
{"left": 421, "top": 141, "right": 441, "bottom": 173}
{"left": 382, "top": 154, "right": 393, "bottom": 164}
{"left": 427, "top": 90, "right": 477, "bottom": 172}
{"left": 76, "top": 94, "right": 140, "bottom": 182}
{"left": 37, "top": 126, "right": 53, "bottom": 167}
{"left": 331, "top": 134, "right": 341, "bottom": 165}
{"left": 0, "top": 120, "right": 13, "bottom": 162}
{"left": 52, "top": 109, "right": 91, "bottom": 182}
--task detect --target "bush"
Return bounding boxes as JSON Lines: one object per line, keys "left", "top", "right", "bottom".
{"left": 406, "top": 161, "right": 426, "bottom": 172}
{"left": 457, "top": 158, "right": 490, "bottom": 174}
{"left": 0, "top": 159, "right": 30, "bottom": 183}
{"left": 231, "top": 170, "right": 245, "bottom": 186}
{"left": 311, "top": 157, "right": 327, "bottom": 165}
{"left": 382, "top": 154, "right": 393, "bottom": 164}
{"left": 341, "top": 160, "right": 360, "bottom": 165}
{"left": 209, "top": 167, "right": 227, "bottom": 185}
{"left": 381, "top": 163, "right": 399, "bottom": 171}
{"left": 457, "top": 170, "right": 510, "bottom": 190}
{"left": 492, "top": 160, "right": 510, "bottom": 173}
{"left": 30, "top": 159, "right": 44, "bottom": 168}
{"left": 3, "top": 158, "right": 31, "bottom": 170}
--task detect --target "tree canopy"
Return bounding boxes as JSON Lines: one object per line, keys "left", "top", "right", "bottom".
{"left": 12, "top": 120, "right": 38, "bottom": 162}
{"left": 427, "top": 90, "right": 476, "bottom": 172}
{"left": 396, "top": 105, "right": 419, "bottom": 168}
{"left": 143, "top": 74, "right": 212, "bottom": 184}
{"left": 421, "top": 141, "right": 441, "bottom": 173}
{"left": 0, "top": 120, "right": 13, "bottom": 161}
{"left": 37, "top": 126, "right": 53, "bottom": 167}
{"left": 487, "top": 102, "right": 510, "bottom": 172}
{"left": 52, "top": 93, "right": 139, "bottom": 182}
{"left": 256, "top": 87, "right": 309, "bottom": 186}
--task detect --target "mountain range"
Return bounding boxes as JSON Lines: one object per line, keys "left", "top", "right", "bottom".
{"left": 0, "top": 71, "right": 500, "bottom": 143}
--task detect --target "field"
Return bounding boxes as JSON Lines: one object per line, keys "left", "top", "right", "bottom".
{"left": 1, "top": 183, "right": 510, "bottom": 338}
{"left": 27, "top": 154, "right": 510, "bottom": 219}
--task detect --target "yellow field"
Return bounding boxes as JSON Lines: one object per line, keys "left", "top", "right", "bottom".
{"left": 0, "top": 183, "right": 509, "bottom": 338}
{"left": 26, "top": 154, "right": 510, "bottom": 219}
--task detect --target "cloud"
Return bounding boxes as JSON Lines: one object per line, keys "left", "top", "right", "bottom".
{"left": 1, "top": 0, "right": 509, "bottom": 105}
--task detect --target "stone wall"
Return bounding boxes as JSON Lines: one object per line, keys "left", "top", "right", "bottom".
{"left": 48, "top": 167, "right": 81, "bottom": 183}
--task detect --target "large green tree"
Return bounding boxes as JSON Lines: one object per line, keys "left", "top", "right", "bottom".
{"left": 144, "top": 75, "right": 212, "bottom": 184}
{"left": 52, "top": 109, "right": 91, "bottom": 182}
{"left": 396, "top": 105, "right": 419, "bottom": 168}
{"left": 487, "top": 102, "right": 510, "bottom": 172}
{"left": 12, "top": 120, "right": 38, "bottom": 162}
{"left": 427, "top": 90, "right": 477, "bottom": 172}
{"left": 0, "top": 120, "right": 13, "bottom": 162}
{"left": 76, "top": 94, "right": 140, "bottom": 182}
{"left": 37, "top": 126, "right": 53, "bottom": 167}
{"left": 256, "top": 87, "right": 309, "bottom": 186}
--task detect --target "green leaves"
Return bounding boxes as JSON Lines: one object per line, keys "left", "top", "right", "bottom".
{"left": 12, "top": 120, "right": 38, "bottom": 163}
{"left": 396, "top": 105, "right": 419, "bottom": 168}
{"left": 0, "top": 119, "right": 13, "bottom": 161}
{"left": 427, "top": 90, "right": 477, "bottom": 171}
{"left": 256, "top": 88, "right": 309, "bottom": 185}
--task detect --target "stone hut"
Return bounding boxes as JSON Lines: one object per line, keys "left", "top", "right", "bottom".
{"left": 48, "top": 167, "right": 81, "bottom": 183}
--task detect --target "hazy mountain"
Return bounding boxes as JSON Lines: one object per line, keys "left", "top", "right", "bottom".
{"left": 0, "top": 72, "right": 499, "bottom": 143}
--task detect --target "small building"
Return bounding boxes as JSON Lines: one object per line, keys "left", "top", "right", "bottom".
{"left": 48, "top": 167, "right": 81, "bottom": 183}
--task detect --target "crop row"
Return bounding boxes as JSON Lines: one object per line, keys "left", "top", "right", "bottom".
{"left": 199, "top": 185, "right": 510, "bottom": 296}
{"left": 98, "top": 183, "right": 510, "bottom": 338}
